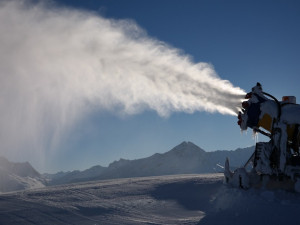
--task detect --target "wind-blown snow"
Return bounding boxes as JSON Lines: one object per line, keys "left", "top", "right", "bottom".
{"left": 0, "top": 0, "right": 245, "bottom": 165}
{"left": 0, "top": 156, "right": 45, "bottom": 193}
{"left": 1, "top": 174, "right": 300, "bottom": 225}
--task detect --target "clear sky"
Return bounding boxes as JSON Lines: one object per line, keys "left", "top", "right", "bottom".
{"left": 2, "top": 0, "right": 300, "bottom": 173}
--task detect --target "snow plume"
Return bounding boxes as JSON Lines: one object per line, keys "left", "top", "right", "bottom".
{"left": 0, "top": 1, "right": 245, "bottom": 164}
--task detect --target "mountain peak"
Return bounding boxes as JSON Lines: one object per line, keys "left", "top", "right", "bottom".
{"left": 172, "top": 141, "right": 205, "bottom": 153}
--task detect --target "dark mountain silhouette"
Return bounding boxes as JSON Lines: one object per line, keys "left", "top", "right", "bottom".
{"left": 48, "top": 142, "right": 254, "bottom": 185}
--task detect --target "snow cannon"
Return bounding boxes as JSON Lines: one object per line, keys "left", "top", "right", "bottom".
{"left": 225, "top": 82, "right": 300, "bottom": 191}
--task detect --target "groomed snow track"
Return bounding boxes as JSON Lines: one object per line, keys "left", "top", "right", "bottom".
{"left": 0, "top": 174, "right": 300, "bottom": 225}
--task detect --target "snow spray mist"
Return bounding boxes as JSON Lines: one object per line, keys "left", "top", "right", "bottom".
{"left": 0, "top": 0, "right": 245, "bottom": 167}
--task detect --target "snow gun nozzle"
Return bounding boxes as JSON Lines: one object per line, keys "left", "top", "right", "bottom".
{"left": 242, "top": 101, "right": 249, "bottom": 109}
{"left": 237, "top": 112, "right": 242, "bottom": 126}
{"left": 238, "top": 112, "right": 241, "bottom": 119}
{"left": 245, "top": 92, "right": 252, "bottom": 99}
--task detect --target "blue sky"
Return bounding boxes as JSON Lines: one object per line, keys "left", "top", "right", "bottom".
{"left": 28, "top": 0, "right": 300, "bottom": 172}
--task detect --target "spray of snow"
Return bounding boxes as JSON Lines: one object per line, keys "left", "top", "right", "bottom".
{"left": 0, "top": 0, "right": 245, "bottom": 166}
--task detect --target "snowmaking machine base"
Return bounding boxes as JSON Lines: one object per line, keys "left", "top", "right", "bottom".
{"left": 224, "top": 83, "right": 300, "bottom": 192}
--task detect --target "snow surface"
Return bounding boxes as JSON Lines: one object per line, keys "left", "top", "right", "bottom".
{"left": 1, "top": 173, "right": 300, "bottom": 225}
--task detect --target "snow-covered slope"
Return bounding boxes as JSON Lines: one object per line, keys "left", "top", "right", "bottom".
{"left": 48, "top": 142, "right": 254, "bottom": 185}
{"left": 1, "top": 174, "right": 300, "bottom": 225}
{"left": 0, "top": 157, "right": 45, "bottom": 192}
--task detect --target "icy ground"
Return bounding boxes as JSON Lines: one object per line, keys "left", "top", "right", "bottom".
{"left": 0, "top": 174, "right": 300, "bottom": 225}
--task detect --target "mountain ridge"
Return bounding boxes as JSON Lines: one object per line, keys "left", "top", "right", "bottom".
{"left": 47, "top": 141, "right": 254, "bottom": 185}
{"left": 0, "top": 142, "right": 254, "bottom": 191}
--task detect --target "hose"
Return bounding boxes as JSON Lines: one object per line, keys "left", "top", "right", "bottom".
{"left": 262, "top": 91, "right": 281, "bottom": 120}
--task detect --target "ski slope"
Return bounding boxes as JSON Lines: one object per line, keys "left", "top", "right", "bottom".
{"left": 0, "top": 173, "right": 300, "bottom": 225}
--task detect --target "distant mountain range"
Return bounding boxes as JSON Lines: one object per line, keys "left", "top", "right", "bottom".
{"left": 45, "top": 141, "right": 254, "bottom": 186}
{"left": 0, "top": 142, "right": 254, "bottom": 192}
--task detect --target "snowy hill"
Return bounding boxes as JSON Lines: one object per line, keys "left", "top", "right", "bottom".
{"left": 48, "top": 142, "right": 254, "bottom": 185}
{"left": 0, "top": 157, "right": 45, "bottom": 192}
{"left": 1, "top": 174, "right": 300, "bottom": 225}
